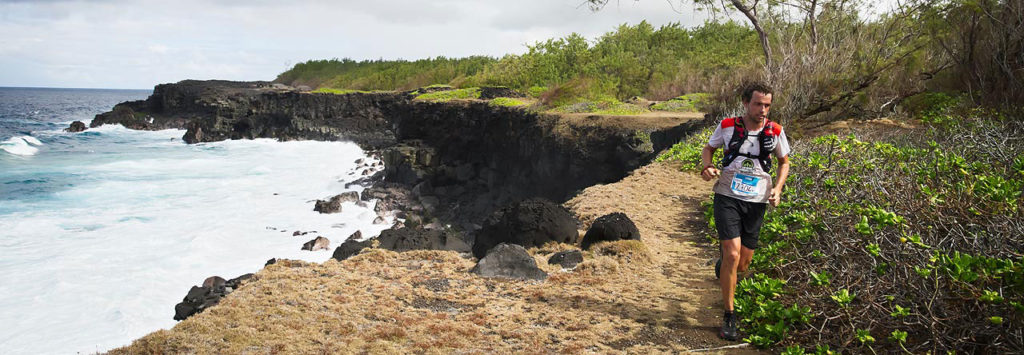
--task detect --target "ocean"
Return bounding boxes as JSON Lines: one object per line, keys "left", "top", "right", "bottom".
{"left": 0, "top": 87, "right": 389, "bottom": 354}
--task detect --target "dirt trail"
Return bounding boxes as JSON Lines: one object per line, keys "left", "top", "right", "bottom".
{"left": 109, "top": 161, "right": 763, "bottom": 354}
{"left": 565, "top": 161, "right": 763, "bottom": 354}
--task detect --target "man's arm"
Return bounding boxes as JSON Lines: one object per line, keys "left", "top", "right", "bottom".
{"left": 700, "top": 145, "right": 720, "bottom": 181}
{"left": 768, "top": 155, "right": 790, "bottom": 206}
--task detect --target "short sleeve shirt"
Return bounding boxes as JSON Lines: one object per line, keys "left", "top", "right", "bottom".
{"left": 708, "top": 118, "right": 791, "bottom": 203}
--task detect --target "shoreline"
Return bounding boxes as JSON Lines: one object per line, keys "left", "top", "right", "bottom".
{"left": 77, "top": 80, "right": 739, "bottom": 353}
{"left": 1, "top": 119, "right": 398, "bottom": 354}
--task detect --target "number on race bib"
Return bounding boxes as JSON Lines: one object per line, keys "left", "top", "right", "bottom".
{"left": 731, "top": 174, "right": 761, "bottom": 196}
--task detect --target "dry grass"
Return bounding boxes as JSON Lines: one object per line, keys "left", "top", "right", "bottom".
{"left": 108, "top": 162, "right": 763, "bottom": 354}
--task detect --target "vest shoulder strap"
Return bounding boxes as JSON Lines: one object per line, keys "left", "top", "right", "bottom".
{"left": 720, "top": 117, "right": 738, "bottom": 129}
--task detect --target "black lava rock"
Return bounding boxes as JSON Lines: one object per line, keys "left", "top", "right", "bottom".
{"left": 377, "top": 226, "right": 470, "bottom": 253}
{"left": 173, "top": 273, "right": 253, "bottom": 321}
{"left": 472, "top": 198, "right": 578, "bottom": 259}
{"left": 313, "top": 191, "right": 360, "bottom": 214}
{"left": 331, "top": 231, "right": 371, "bottom": 261}
{"left": 580, "top": 212, "right": 641, "bottom": 250}
{"left": 548, "top": 250, "right": 584, "bottom": 268}
{"left": 65, "top": 121, "right": 87, "bottom": 132}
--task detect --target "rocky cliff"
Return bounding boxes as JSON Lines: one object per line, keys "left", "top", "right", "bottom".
{"left": 91, "top": 80, "right": 705, "bottom": 230}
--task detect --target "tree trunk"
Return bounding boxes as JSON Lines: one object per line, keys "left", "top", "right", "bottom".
{"left": 731, "top": 0, "right": 775, "bottom": 80}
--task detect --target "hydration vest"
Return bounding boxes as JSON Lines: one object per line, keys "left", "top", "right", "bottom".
{"left": 719, "top": 116, "right": 782, "bottom": 174}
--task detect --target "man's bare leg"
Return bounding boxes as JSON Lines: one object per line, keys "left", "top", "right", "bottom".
{"left": 721, "top": 241, "right": 756, "bottom": 310}
{"left": 720, "top": 238, "right": 754, "bottom": 341}
{"left": 720, "top": 238, "right": 742, "bottom": 311}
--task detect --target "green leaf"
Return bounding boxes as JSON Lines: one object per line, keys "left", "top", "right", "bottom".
{"left": 889, "top": 330, "right": 908, "bottom": 343}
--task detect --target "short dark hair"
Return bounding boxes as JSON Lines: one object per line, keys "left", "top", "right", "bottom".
{"left": 741, "top": 82, "right": 774, "bottom": 103}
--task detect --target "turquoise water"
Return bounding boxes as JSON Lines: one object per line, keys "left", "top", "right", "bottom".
{"left": 0, "top": 88, "right": 389, "bottom": 354}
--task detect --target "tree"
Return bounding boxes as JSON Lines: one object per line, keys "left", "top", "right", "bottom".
{"left": 587, "top": 0, "right": 945, "bottom": 122}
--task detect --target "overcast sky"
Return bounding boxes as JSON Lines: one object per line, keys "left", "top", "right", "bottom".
{"left": 0, "top": 0, "right": 715, "bottom": 89}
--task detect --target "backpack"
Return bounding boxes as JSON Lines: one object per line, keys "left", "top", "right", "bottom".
{"left": 719, "top": 116, "right": 782, "bottom": 174}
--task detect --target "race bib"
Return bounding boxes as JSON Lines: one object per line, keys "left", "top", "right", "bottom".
{"left": 731, "top": 173, "right": 762, "bottom": 196}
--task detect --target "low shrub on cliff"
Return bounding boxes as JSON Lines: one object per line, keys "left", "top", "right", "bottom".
{"left": 488, "top": 97, "right": 527, "bottom": 107}
{"left": 659, "top": 111, "right": 1024, "bottom": 353}
{"left": 312, "top": 88, "right": 371, "bottom": 94}
{"left": 538, "top": 79, "right": 651, "bottom": 115}
{"left": 651, "top": 93, "right": 711, "bottom": 113}
{"left": 414, "top": 87, "right": 481, "bottom": 102}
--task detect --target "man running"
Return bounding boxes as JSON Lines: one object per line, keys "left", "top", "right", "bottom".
{"left": 700, "top": 83, "right": 791, "bottom": 341}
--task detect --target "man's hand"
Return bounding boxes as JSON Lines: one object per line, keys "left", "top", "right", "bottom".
{"left": 768, "top": 188, "right": 782, "bottom": 207}
{"left": 701, "top": 166, "right": 720, "bottom": 181}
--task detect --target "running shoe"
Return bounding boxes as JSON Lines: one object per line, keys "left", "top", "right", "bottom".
{"left": 720, "top": 311, "right": 739, "bottom": 341}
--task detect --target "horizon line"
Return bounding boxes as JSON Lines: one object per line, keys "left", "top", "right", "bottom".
{"left": 0, "top": 85, "right": 152, "bottom": 91}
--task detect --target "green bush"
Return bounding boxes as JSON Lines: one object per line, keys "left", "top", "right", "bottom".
{"left": 651, "top": 93, "right": 712, "bottom": 112}
{"left": 526, "top": 86, "right": 549, "bottom": 98}
{"left": 310, "top": 88, "right": 370, "bottom": 94}
{"left": 414, "top": 87, "right": 481, "bottom": 102}
{"left": 655, "top": 126, "right": 719, "bottom": 171}
{"left": 662, "top": 110, "right": 1024, "bottom": 353}
{"left": 488, "top": 97, "right": 527, "bottom": 107}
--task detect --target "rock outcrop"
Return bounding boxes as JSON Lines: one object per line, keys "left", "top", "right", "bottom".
{"left": 472, "top": 198, "right": 579, "bottom": 259}
{"left": 376, "top": 227, "right": 470, "bottom": 253}
{"left": 332, "top": 231, "right": 370, "bottom": 261}
{"left": 301, "top": 236, "right": 330, "bottom": 251}
{"left": 313, "top": 191, "right": 359, "bottom": 214}
{"left": 65, "top": 121, "right": 87, "bottom": 132}
{"left": 173, "top": 273, "right": 254, "bottom": 321}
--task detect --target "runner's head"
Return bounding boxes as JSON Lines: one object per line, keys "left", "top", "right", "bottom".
{"left": 741, "top": 83, "right": 773, "bottom": 122}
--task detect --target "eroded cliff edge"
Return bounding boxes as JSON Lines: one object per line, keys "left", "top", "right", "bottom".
{"left": 91, "top": 79, "right": 705, "bottom": 232}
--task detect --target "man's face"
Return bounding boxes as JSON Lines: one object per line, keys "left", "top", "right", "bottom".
{"left": 744, "top": 91, "right": 772, "bottom": 121}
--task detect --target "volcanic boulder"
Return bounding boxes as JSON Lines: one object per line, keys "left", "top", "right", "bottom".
{"left": 580, "top": 212, "right": 641, "bottom": 250}
{"left": 547, "top": 249, "right": 584, "bottom": 269}
{"left": 470, "top": 243, "right": 547, "bottom": 280}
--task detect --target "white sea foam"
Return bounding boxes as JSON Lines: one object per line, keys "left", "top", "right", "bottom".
{"left": 0, "top": 136, "right": 43, "bottom": 156}
{"left": 0, "top": 127, "right": 390, "bottom": 354}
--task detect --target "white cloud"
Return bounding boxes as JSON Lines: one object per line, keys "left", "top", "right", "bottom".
{"left": 0, "top": 0, "right": 712, "bottom": 89}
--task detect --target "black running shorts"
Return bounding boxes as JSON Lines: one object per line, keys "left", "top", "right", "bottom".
{"left": 713, "top": 193, "right": 767, "bottom": 250}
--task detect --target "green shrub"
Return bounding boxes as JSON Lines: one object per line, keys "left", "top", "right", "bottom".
{"left": 527, "top": 86, "right": 549, "bottom": 98}
{"left": 488, "top": 97, "right": 527, "bottom": 107}
{"left": 311, "top": 88, "right": 369, "bottom": 94}
{"left": 655, "top": 126, "right": 720, "bottom": 171}
{"left": 414, "top": 87, "right": 481, "bottom": 102}
{"left": 651, "top": 93, "right": 712, "bottom": 112}
{"left": 683, "top": 110, "right": 1024, "bottom": 352}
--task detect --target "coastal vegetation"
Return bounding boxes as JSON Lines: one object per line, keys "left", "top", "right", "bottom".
{"left": 276, "top": 20, "right": 759, "bottom": 114}
{"left": 278, "top": 0, "right": 1023, "bottom": 352}
{"left": 413, "top": 87, "right": 481, "bottom": 102}
{"left": 659, "top": 99, "right": 1024, "bottom": 353}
